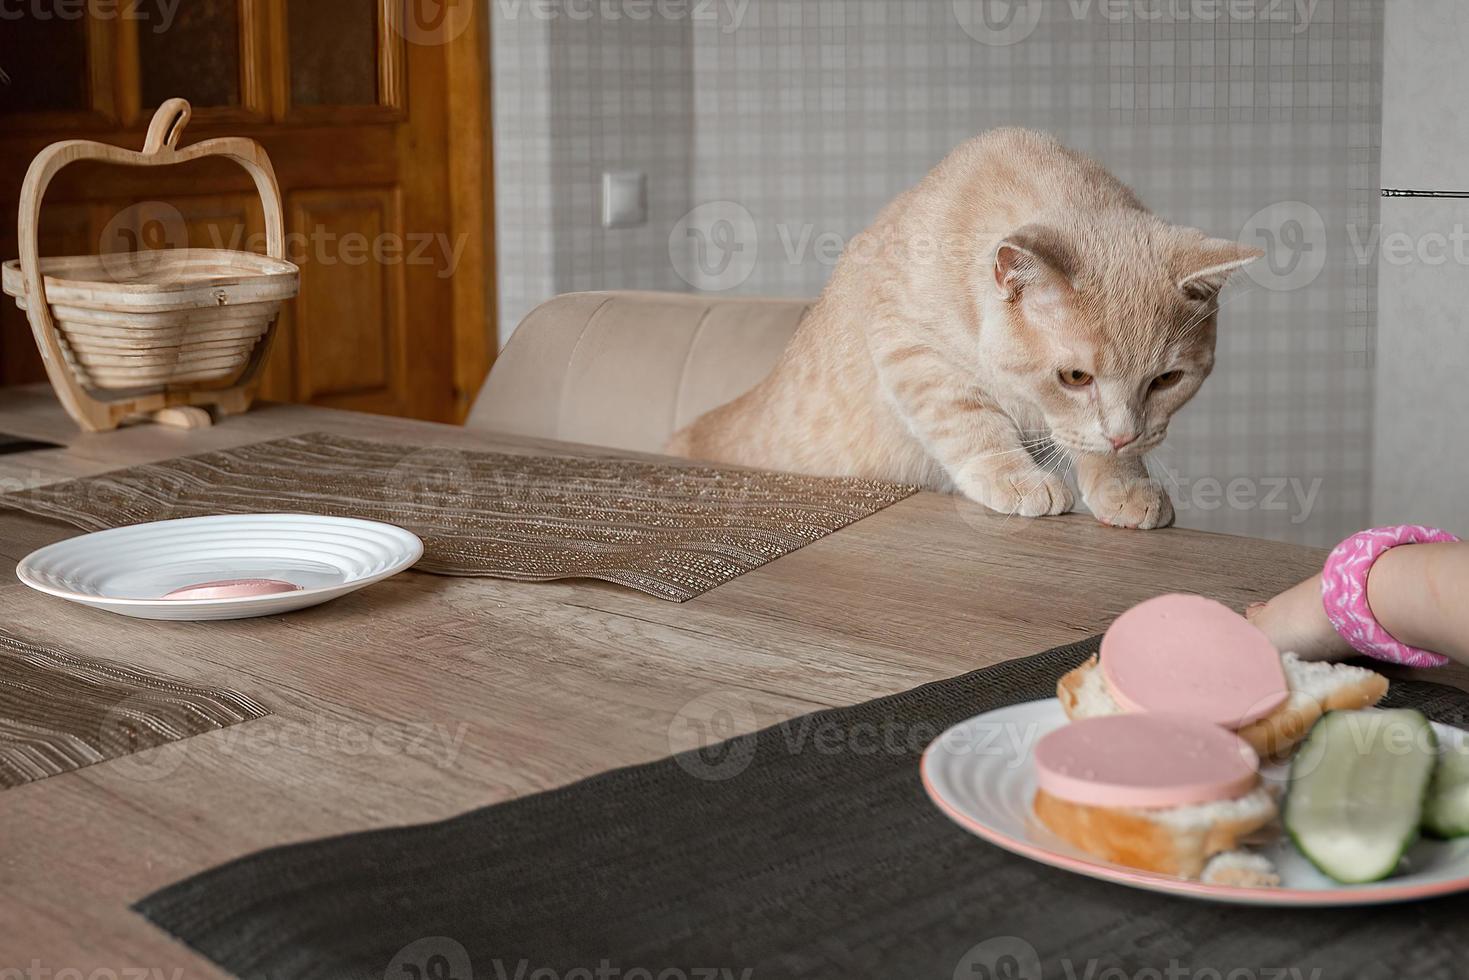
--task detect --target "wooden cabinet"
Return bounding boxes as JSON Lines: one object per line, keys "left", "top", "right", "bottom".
{"left": 0, "top": 0, "right": 494, "bottom": 422}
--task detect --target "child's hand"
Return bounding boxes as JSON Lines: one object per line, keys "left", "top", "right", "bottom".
{"left": 1245, "top": 574, "right": 1355, "bottom": 662}
{"left": 1247, "top": 541, "right": 1467, "bottom": 666}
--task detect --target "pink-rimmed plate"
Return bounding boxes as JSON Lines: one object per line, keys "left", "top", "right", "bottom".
{"left": 921, "top": 698, "right": 1469, "bottom": 906}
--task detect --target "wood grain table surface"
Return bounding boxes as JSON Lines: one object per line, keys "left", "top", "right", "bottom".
{"left": 0, "top": 383, "right": 1457, "bottom": 972}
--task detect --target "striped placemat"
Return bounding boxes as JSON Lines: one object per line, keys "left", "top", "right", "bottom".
{"left": 0, "top": 628, "right": 268, "bottom": 789}
{"left": 0, "top": 432, "right": 918, "bottom": 602}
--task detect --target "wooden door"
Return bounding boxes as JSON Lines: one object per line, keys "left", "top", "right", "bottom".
{"left": 0, "top": 0, "right": 494, "bottom": 422}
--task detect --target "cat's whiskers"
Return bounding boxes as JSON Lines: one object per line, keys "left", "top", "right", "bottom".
{"left": 969, "top": 446, "right": 1035, "bottom": 461}
{"left": 1005, "top": 441, "right": 1072, "bottom": 518}
{"left": 1140, "top": 455, "right": 1182, "bottom": 527}
{"left": 1143, "top": 453, "right": 1183, "bottom": 497}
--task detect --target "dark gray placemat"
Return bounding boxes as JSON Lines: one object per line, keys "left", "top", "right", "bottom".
{"left": 134, "top": 637, "right": 1469, "bottom": 980}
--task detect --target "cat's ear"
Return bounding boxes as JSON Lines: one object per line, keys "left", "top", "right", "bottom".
{"left": 1176, "top": 238, "right": 1264, "bottom": 302}
{"left": 994, "top": 225, "right": 1075, "bottom": 302}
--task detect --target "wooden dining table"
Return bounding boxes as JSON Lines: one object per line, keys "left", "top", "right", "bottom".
{"left": 1, "top": 382, "right": 1459, "bottom": 971}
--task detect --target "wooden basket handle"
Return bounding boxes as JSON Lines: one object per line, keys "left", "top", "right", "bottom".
{"left": 143, "top": 98, "right": 193, "bottom": 154}
{"left": 14, "top": 99, "right": 289, "bottom": 430}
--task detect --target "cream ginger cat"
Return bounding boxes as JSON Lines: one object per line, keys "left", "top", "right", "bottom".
{"left": 667, "top": 128, "right": 1261, "bottom": 529}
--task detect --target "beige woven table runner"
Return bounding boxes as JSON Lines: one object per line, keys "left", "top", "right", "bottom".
{"left": 0, "top": 628, "right": 268, "bottom": 789}
{"left": 1, "top": 432, "right": 918, "bottom": 602}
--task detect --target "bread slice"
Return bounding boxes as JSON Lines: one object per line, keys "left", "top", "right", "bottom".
{"left": 1033, "top": 786, "right": 1278, "bottom": 879}
{"left": 1201, "top": 850, "right": 1281, "bottom": 888}
{"left": 1057, "top": 652, "right": 1388, "bottom": 759}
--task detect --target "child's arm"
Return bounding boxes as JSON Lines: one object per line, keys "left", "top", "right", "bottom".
{"left": 1247, "top": 542, "right": 1469, "bottom": 665}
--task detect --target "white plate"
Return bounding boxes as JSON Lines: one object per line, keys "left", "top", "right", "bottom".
{"left": 17, "top": 514, "right": 423, "bottom": 621}
{"left": 922, "top": 698, "right": 1469, "bottom": 906}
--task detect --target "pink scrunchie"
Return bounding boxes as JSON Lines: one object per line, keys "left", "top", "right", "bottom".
{"left": 1321, "top": 525, "right": 1461, "bottom": 668}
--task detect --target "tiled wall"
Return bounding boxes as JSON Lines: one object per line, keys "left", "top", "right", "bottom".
{"left": 491, "top": 2, "right": 694, "bottom": 342}
{"left": 490, "top": 9, "right": 557, "bottom": 347}
{"left": 1373, "top": 0, "right": 1469, "bottom": 534}
{"left": 490, "top": 0, "right": 1384, "bottom": 546}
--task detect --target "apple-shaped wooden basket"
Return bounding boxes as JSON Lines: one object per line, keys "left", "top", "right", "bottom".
{"left": 1, "top": 99, "right": 299, "bottom": 432}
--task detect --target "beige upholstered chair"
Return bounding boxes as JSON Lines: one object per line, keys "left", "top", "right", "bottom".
{"left": 467, "top": 291, "right": 811, "bottom": 454}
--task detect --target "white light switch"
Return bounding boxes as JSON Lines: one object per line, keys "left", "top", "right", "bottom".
{"left": 601, "top": 170, "right": 647, "bottom": 229}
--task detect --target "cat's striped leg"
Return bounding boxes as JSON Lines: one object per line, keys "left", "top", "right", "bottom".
{"left": 946, "top": 415, "right": 1075, "bottom": 517}
{"left": 872, "top": 344, "right": 1072, "bottom": 517}
{"left": 1075, "top": 453, "right": 1175, "bottom": 529}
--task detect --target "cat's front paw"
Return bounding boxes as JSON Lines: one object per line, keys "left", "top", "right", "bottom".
{"left": 958, "top": 462, "right": 1075, "bottom": 518}
{"left": 1083, "top": 472, "right": 1175, "bottom": 529}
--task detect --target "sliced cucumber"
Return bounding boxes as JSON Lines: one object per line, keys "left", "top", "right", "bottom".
{"left": 1284, "top": 709, "right": 1437, "bottom": 884}
{"left": 1424, "top": 738, "right": 1469, "bottom": 838}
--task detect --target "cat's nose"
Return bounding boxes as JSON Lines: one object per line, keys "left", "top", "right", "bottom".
{"left": 1108, "top": 432, "right": 1139, "bottom": 451}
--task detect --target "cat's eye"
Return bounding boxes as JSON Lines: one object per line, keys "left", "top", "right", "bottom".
{"left": 1150, "top": 370, "right": 1184, "bottom": 391}
{"left": 1058, "top": 369, "right": 1093, "bottom": 388}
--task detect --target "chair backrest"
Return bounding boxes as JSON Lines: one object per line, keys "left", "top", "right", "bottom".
{"left": 467, "top": 290, "right": 811, "bottom": 454}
